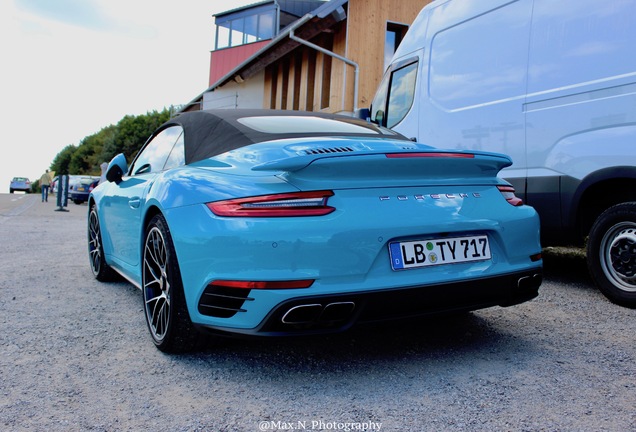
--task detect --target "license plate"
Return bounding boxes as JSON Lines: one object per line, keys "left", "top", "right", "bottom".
{"left": 389, "top": 235, "right": 491, "bottom": 270}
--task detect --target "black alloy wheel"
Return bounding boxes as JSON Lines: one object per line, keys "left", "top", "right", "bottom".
{"left": 142, "top": 214, "right": 200, "bottom": 352}
{"left": 88, "top": 205, "right": 116, "bottom": 281}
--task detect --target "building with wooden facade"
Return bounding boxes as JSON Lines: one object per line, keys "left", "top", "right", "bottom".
{"left": 181, "top": 0, "right": 429, "bottom": 114}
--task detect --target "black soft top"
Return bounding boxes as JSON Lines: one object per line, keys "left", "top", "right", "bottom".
{"left": 162, "top": 109, "right": 408, "bottom": 165}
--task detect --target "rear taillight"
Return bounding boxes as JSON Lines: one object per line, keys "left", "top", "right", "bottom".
{"left": 210, "top": 280, "right": 314, "bottom": 289}
{"left": 498, "top": 185, "right": 523, "bottom": 206}
{"left": 208, "top": 190, "right": 335, "bottom": 217}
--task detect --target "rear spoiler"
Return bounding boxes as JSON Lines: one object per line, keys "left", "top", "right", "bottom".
{"left": 252, "top": 147, "right": 511, "bottom": 176}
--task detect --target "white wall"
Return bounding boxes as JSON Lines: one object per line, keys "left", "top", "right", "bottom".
{"left": 202, "top": 72, "right": 265, "bottom": 109}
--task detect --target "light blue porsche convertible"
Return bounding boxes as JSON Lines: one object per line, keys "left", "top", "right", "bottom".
{"left": 88, "top": 109, "right": 542, "bottom": 352}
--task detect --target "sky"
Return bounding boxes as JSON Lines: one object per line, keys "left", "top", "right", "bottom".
{"left": 0, "top": 0, "right": 255, "bottom": 190}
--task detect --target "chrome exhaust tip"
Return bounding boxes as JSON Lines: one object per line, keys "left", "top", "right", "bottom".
{"left": 280, "top": 301, "right": 356, "bottom": 325}
{"left": 281, "top": 304, "right": 322, "bottom": 324}
{"left": 518, "top": 273, "right": 542, "bottom": 290}
{"left": 320, "top": 302, "right": 355, "bottom": 322}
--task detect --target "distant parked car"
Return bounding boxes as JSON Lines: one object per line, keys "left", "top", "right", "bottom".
{"left": 9, "top": 177, "right": 31, "bottom": 193}
{"left": 50, "top": 176, "right": 59, "bottom": 194}
{"left": 88, "top": 178, "right": 100, "bottom": 194}
{"left": 68, "top": 176, "right": 100, "bottom": 204}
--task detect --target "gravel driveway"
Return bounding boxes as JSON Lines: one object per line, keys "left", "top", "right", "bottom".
{"left": 1, "top": 194, "right": 635, "bottom": 432}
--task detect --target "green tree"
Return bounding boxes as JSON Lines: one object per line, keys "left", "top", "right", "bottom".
{"left": 51, "top": 145, "right": 77, "bottom": 175}
{"left": 98, "top": 125, "right": 119, "bottom": 165}
{"left": 49, "top": 108, "right": 172, "bottom": 176}
{"left": 73, "top": 125, "right": 117, "bottom": 175}
{"left": 69, "top": 142, "right": 95, "bottom": 175}
{"left": 115, "top": 109, "right": 171, "bottom": 162}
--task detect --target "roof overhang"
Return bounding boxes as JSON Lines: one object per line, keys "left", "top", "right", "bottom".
{"left": 179, "top": 0, "right": 348, "bottom": 113}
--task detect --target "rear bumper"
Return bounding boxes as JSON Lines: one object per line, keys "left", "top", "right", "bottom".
{"left": 197, "top": 267, "right": 542, "bottom": 338}
{"left": 69, "top": 192, "right": 89, "bottom": 202}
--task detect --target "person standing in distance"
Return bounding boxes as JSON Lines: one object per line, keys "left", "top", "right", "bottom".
{"left": 40, "top": 169, "right": 51, "bottom": 202}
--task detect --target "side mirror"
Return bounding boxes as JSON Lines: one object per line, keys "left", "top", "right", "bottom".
{"left": 374, "top": 110, "right": 385, "bottom": 127}
{"left": 106, "top": 153, "right": 127, "bottom": 185}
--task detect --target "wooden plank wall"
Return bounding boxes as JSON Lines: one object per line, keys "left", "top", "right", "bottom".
{"left": 263, "top": 0, "right": 430, "bottom": 113}
{"left": 346, "top": 0, "right": 430, "bottom": 110}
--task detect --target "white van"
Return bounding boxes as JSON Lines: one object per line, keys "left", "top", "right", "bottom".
{"left": 366, "top": 0, "right": 636, "bottom": 307}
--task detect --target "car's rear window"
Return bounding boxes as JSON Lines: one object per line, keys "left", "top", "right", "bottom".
{"left": 237, "top": 116, "right": 398, "bottom": 136}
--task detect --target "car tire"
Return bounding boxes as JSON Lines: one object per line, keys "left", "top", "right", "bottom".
{"left": 587, "top": 202, "right": 636, "bottom": 308}
{"left": 88, "top": 205, "right": 117, "bottom": 282}
{"left": 142, "top": 214, "right": 201, "bottom": 353}
{"left": 9, "top": 189, "right": 13, "bottom": 194}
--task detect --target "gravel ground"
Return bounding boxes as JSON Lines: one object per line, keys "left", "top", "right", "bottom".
{"left": 1, "top": 194, "right": 635, "bottom": 432}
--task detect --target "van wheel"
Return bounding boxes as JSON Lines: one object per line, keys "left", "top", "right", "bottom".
{"left": 587, "top": 202, "right": 636, "bottom": 308}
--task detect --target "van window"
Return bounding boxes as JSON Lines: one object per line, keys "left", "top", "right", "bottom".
{"left": 387, "top": 62, "right": 418, "bottom": 128}
{"left": 370, "top": 60, "right": 418, "bottom": 128}
{"left": 429, "top": 1, "right": 530, "bottom": 110}
{"left": 370, "top": 72, "right": 390, "bottom": 126}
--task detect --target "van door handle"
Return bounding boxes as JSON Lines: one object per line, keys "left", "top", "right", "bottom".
{"left": 129, "top": 198, "right": 141, "bottom": 209}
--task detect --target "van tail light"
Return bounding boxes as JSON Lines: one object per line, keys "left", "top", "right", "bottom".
{"left": 208, "top": 190, "right": 335, "bottom": 217}
{"left": 497, "top": 185, "right": 523, "bottom": 206}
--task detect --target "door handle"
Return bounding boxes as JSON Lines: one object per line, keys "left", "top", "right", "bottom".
{"left": 129, "top": 198, "right": 141, "bottom": 209}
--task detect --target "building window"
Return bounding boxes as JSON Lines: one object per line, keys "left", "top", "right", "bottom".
{"left": 244, "top": 14, "right": 258, "bottom": 44}
{"left": 215, "top": 7, "right": 276, "bottom": 50}
{"left": 384, "top": 22, "right": 409, "bottom": 71}
{"left": 258, "top": 12, "right": 275, "bottom": 40}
